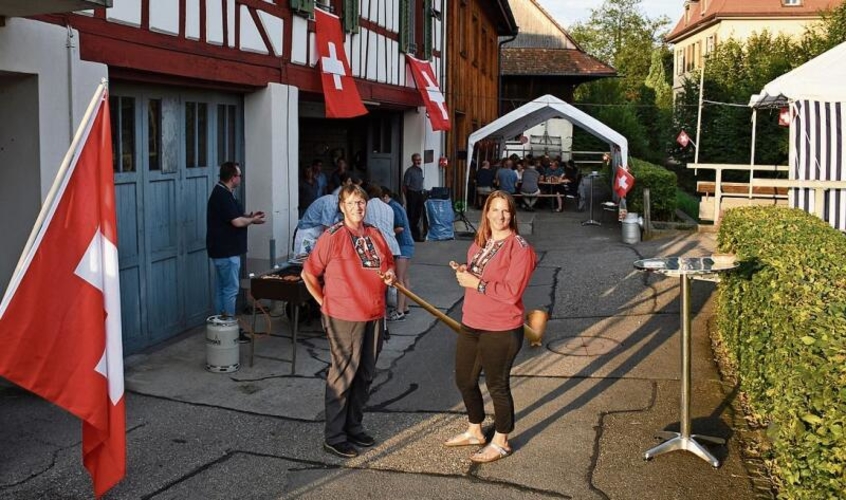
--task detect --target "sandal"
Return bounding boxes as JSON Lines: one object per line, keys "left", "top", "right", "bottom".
{"left": 470, "top": 442, "right": 511, "bottom": 463}
{"left": 444, "top": 431, "right": 486, "bottom": 447}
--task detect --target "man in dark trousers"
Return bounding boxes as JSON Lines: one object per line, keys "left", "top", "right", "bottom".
{"left": 402, "top": 153, "right": 426, "bottom": 242}
{"left": 206, "top": 161, "right": 265, "bottom": 342}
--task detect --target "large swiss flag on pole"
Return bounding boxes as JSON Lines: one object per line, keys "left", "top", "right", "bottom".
{"left": 0, "top": 81, "right": 125, "bottom": 498}
{"left": 315, "top": 8, "right": 367, "bottom": 118}
{"left": 406, "top": 55, "right": 451, "bottom": 131}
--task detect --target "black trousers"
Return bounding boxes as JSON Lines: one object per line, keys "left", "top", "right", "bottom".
{"left": 406, "top": 189, "right": 426, "bottom": 241}
{"left": 323, "top": 316, "right": 382, "bottom": 445}
{"left": 454, "top": 324, "right": 523, "bottom": 434}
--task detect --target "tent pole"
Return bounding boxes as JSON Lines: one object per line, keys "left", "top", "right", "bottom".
{"left": 749, "top": 109, "right": 757, "bottom": 199}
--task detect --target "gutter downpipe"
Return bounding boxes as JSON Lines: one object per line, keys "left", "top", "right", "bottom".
{"left": 498, "top": 30, "right": 518, "bottom": 117}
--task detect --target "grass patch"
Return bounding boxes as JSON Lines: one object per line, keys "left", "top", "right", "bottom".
{"left": 676, "top": 188, "right": 699, "bottom": 221}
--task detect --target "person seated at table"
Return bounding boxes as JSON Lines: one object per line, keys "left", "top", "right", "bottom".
{"left": 563, "top": 160, "right": 582, "bottom": 199}
{"left": 519, "top": 162, "right": 541, "bottom": 211}
{"left": 475, "top": 160, "right": 495, "bottom": 208}
{"left": 495, "top": 159, "right": 518, "bottom": 194}
{"left": 545, "top": 160, "right": 568, "bottom": 212}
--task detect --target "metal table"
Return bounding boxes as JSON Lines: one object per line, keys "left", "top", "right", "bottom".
{"left": 634, "top": 256, "right": 738, "bottom": 467}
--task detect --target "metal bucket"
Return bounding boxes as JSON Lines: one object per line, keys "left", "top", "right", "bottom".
{"left": 622, "top": 212, "right": 641, "bottom": 244}
{"left": 206, "top": 315, "right": 240, "bottom": 373}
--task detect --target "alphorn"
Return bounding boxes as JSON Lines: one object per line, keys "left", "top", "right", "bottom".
{"left": 390, "top": 280, "right": 548, "bottom": 347}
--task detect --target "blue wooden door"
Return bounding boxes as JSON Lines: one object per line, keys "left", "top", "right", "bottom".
{"left": 112, "top": 85, "right": 242, "bottom": 353}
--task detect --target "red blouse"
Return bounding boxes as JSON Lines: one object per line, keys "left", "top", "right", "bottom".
{"left": 461, "top": 233, "right": 537, "bottom": 331}
{"left": 304, "top": 222, "right": 394, "bottom": 322}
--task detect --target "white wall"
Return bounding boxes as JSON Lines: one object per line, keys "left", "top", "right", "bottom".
{"left": 0, "top": 18, "right": 107, "bottom": 292}
{"left": 244, "top": 83, "right": 300, "bottom": 264}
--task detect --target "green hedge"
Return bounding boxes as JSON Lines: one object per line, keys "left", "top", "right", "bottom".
{"left": 625, "top": 158, "right": 678, "bottom": 221}
{"left": 716, "top": 206, "right": 846, "bottom": 499}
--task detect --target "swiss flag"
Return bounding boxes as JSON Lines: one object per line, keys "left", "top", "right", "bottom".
{"left": 677, "top": 129, "right": 691, "bottom": 147}
{"left": 406, "top": 55, "right": 451, "bottom": 131}
{"left": 614, "top": 167, "right": 635, "bottom": 198}
{"left": 0, "top": 85, "right": 125, "bottom": 498}
{"left": 778, "top": 107, "right": 791, "bottom": 127}
{"left": 315, "top": 8, "right": 367, "bottom": 118}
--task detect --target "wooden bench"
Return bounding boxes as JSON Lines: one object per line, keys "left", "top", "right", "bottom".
{"left": 696, "top": 181, "right": 789, "bottom": 197}
{"left": 696, "top": 181, "right": 789, "bottom": 221}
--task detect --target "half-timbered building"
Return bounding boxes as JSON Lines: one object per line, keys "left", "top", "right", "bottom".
{"left": 0, "top": 0, "right": 447, "bottom": 352}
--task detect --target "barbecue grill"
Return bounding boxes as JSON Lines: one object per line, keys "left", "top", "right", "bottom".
{"left": 249, "top": 264, "right": 313, "bottom": 374}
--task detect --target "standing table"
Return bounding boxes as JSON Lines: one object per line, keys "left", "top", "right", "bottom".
{"left": 581, "top": 172, "right": 601, "bottom": 226}
{"left": 634, "top": 256, "right": 738, "bottom": 467}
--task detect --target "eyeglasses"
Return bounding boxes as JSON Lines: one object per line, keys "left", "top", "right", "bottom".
{"left": 344, "top": 200, "right": 366, "bottom": 207}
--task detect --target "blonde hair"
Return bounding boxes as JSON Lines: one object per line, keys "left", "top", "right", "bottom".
{"left": 475, "top": 190, "right": 519, "bottom": 247}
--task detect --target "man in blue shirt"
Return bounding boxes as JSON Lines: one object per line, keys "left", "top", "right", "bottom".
{"left": 294, "top": 193, "right": 341, "bottom": 256}
{"left": 495, "top": 159, "right": 518, "bottom": 194}
{"left": 206, "top": 161, "right": 265, "bottom": 340}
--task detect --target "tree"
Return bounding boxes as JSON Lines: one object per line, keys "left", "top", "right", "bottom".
{"left": 570, "top": 0, "right": 670, "bottom": 101}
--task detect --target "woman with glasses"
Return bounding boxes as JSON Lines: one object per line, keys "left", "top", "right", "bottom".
{"left": 301, "top": 184, "right": 396, "bottom": 459}
{"left": 445, "top": 190, "right": 537, "bottom": 463}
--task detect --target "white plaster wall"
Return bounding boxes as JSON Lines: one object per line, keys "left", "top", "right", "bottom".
{"left": 0, "top": 18, "right": 107, "bottom": 291}
{"left": 401, "top": 108, "right": 438, "bottom": 189}
{"left": 244, "top": 83, "right": 300, "bottom": 263}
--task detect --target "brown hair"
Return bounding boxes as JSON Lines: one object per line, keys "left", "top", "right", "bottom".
{"left": 475, "top": 190, "right": 519, "bottom": 247}
{"left": 338, "top": 184, "right": 368, "bottom": 207}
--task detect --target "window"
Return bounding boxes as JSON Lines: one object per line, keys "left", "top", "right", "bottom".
{"left": 185, "top": 101, "right": 208, "bottom": 169}
{"left": 290, "top": 0, "right": 315, "bottom": 17}
{"left": 481, "top": 28, "right": 488, "bottom": 74}
{"left": 110, "top": 95, "right": 136, "bottom": 173}
{"left": 472, "top": 14, "right": 478, "bottom": 66}
{"left": 783, "top": 0, "right": 801, "bottom": 5}
{"left": 343, "top": 0, "right": 359, "bottom": 33}
{"left": 422, "top": 0, "right": 433, "bottom": 59}
{"left": 705, "top": 34, "right": 716, "bottom": 55}
{"left": 399, "top": 0, "right": 417, "bottom": 54}
{"left": 148, "top": 99, "right": 161, "bottom": 171}
{"left": 459, "top": 1, "right": 467, "bottom": 58}
{"left": 217, "top": 104, "right": 238, "bottom": 166}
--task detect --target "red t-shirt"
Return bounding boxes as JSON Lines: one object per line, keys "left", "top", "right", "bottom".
{"left": 461, "top": 234, "right": 537, "bottom": 331}
{"left": 304, "top": 222, "right": 395, "bottom": 322}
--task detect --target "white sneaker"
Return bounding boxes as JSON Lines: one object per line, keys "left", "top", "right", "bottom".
{"left": 387, "top": 310, "right": 405, "bottom": 321}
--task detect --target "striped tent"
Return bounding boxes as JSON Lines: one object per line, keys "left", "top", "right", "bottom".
{"left": 750, "top": 41, "right": 846, "bottom": 231}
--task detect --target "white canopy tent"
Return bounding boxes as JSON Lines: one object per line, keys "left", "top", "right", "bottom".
{"left": 749, "top": 41, "right": 846, "bottom": 107}
{"left": 465, "top": 94, "right": 629, "bottom": 204}
{"left": 748, "top": 41, "right": 846, "bottom": 231}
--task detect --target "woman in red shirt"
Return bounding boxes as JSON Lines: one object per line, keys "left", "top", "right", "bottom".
{"left": 302, "top": 185, "right": 396, "bottom": 459}
{"left": 445, "top": 190, "right": 537, "bottom": 462}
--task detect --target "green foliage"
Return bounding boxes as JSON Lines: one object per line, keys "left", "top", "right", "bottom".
{"left": 716, "top": 207, "right": 846, "bottom": 499}
{"left": 675, "top": 188, "right": 699, "bottom": 220}
{"left": 626, "top": 158, "right": 677, "bottom": 220}
{"left": 570, "top": 0, "right": 670, "bottom": 102}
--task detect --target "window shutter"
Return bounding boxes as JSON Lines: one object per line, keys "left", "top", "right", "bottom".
{"left": 423, "top": 0, "right": 433, "bottom": 59}
{"left": 291, "top": 0, "right": 315, "bottom": 17}
{"left": 343, "top": 0, "right": 360, "bottom": 33}
{"left": 400, "top": 0, "right": 411, "bottom": 53}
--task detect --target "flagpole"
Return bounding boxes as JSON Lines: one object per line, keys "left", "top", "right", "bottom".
{"left": 693, "top": 56, "right": 706, "bottom": 175}
{"left": 6, "top": 80, "right": 108, "bottom": 292}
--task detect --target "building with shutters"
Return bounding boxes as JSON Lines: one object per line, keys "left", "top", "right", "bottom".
{"left": 0, "top": 0, "right": 448, "bottom": 352}
{"left": 666, "top": 0, "right": 842, "bottom": 93}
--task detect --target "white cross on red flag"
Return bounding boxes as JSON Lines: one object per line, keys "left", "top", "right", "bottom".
{"left": 778, "top": 107, "right": 791, "bottom": 127}
{"left": 615, "top": 167, "right": 635, "bottom": 198}
{"left": 315, "top": 8, "right": 367, "bottom": 118}
{"left": 677, "top": 129, "right": 691, "bottom": 147}
{"left": 0, "top": 84, "right": 125, "bottom": 498}
{"left": 406, "top": 55, "right": 451, "bottom": 131}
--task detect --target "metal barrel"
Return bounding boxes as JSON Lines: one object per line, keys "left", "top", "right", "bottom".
{"left": 622, "top": 212, "right": 641, "bottom": 244}
{"left": 205, "top": 315, "right": 240, "bottom": 373}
